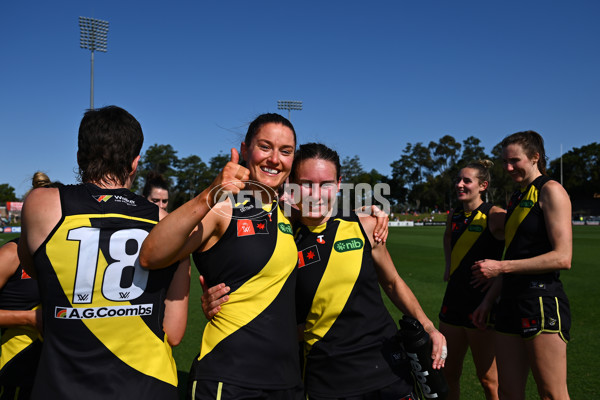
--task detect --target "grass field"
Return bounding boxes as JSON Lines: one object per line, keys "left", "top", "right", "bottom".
{"left": 1, "top": 226, "right": 597, "bottom": 399}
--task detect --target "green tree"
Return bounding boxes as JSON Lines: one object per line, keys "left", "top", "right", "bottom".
{"left": 458, "top": 136, "right": 488, "bottom": 167}
{"left": 206, "top": 153, "right": 230, "bottom": 183}
{"left": 0, "top": 184, "right": 17, "bottom": 202}
{"left": 488, "top": 143, "right": 516, "bottom": 207}
{"left": 548, "top": 143, "right": 600, "bottom": 214}
{"left": 136, "top": 144, "right": 179, "bottom": 194}
{"left": 175, "top": 155, "right": 209, "bottom": 201}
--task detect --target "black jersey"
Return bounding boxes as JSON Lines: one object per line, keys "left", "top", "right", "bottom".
{"left": 31, "top": 183, "right": 178, "bottom": 400}
{"left": 0, "top": 238, "right": 42, "bottom": 388}
{"left": 439, "top": 203, "right": 504, "bottom": 327}
{"left": 503, "top": 175, "right": 566, "bottom": 299}
{"left": 295, "top": 213, "right": 408, "bottom": 398}
{"left": 191, "top": 195, "right": 301, "bottom": 390}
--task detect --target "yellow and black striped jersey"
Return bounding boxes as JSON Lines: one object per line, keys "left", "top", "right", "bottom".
{"left": 31, "top": 183, "right": 178, "bottom": 400}
{"left": 191, "top": 195, "right": 301, "bottom": 390}
{"left": 0, "top": 238, "right": 42, "bottom": 389}
{"left": 295, "top": 212, "right": 408, "bottom": 398}
{"left": 503, "top": 175, "right": 565, "bottom": 299}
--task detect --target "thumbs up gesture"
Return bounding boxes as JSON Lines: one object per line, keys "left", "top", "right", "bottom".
{"left": 207, "top": 148, "right": 250, "bottom": 207}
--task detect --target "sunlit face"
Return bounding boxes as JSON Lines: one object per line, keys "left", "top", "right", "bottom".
{"left": 502, "top": 143, "right": 539, "bottom": 185}
{"left": 241, "top": 123, "right": 295, "bottom": 190}
{"left": 455, "top": 168, "right": 486, "bottom": 203}
{"left": 147, "top": 187, "right": 169, "bottom": 210}
{"left": 293, "top": 158, "right": 340, "bottom": 224}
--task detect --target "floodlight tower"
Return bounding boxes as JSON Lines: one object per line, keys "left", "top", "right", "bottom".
{"left": 277, "top": 100, "right": 303, "bottom": 120}
{"left": 79, "top": 17, "right": 109, "bottom": 109}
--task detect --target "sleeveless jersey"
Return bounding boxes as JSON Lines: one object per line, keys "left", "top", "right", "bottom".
{"left": 439, "top": 203, "right": 504, "bottom": 325}
{"left": 191, "top": 195, "right": 301, "bottom": 390}
{"left": 31, "top": 183, "right": 178, "bottom": 400}
{"left": 0, "top": 238, "right": 42, "bottom": 387}
{"left": 295, "top": 213, "right": 406, "bottom": 397}
{"left": 503, "top": 175, "right": 566, "bottom": 299}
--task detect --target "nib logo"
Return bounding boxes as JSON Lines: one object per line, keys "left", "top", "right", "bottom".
{"left": 93, "top": 195, "right": 113, "bottom": 203}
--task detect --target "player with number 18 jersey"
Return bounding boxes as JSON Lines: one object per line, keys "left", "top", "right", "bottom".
{"left": 31, "top": 183, "right": 179, "bottom": 399}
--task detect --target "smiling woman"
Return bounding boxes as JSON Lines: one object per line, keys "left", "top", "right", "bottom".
{"left": 139, "top": 113, "right": 305, "bottom": 400}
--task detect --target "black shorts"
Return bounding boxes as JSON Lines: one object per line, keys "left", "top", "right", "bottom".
{"left": 495, "top": 295, "right": 571, "bottom": 342}
{"left": 307, "top": 378, "right": 418, "bottom": 400}
{"left": 439, "top": 275, "right": 496, "bottom": 329}
{"left": 188, "top": 380, "right": 304, "bottom": 400}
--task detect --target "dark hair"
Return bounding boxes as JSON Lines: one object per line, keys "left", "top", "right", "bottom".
{"left": 244, "top": 113, "right": 297, "bottom": 148}
{"left": 462, "top": 159, "right": 493, "bottom": 194}
{"left": 142, "top": 171, "right": 169, "bottom": 198}
{"left": 291, "top": 142, "right": 341, "bottom": 181}
{"left": 501, "top": 130, "right": 547, "bottom": 175}
{"left": 77, "top": 105, "right": 144, "bottom": 186}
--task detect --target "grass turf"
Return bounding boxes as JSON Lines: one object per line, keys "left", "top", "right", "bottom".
{"left": 2, "top": 226, "right": 596, "bottom": 399}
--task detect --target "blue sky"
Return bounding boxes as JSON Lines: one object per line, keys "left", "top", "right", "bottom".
{"left": 1, "top": 1, "right": 599, "bottom": 197}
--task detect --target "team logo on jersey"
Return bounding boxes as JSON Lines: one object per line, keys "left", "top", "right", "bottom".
{"left": 278, "top": 222, "right": 293, "bottom": 235}
{"left": 56, "top": 308, "right": 68, "bottom": 318}
{"left": 519, "top": 200, "right": 534, "bottom": 208}
{"left": 468, "top": 224, "right": 483, "bottom": 232}
{"left": 316, "top": 235, "right": 325, "bottom": 244}
{"left": 94, "top": 195, "right": 113, "bottom": 202}
{"left": 237, "top": 219, "right": 269, "bottom": 237}
{"left": 297, "top": 245, "right": 320, "bottom": 268}
{"left": 333, "top": 238, "right": 363, "bottom": 252}
{"left": 54, "top": 304, "right": 153, "bottom": 319}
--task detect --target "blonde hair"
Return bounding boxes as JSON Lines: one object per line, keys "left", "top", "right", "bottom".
{"left": 32, "top": 171, "right": 52, "bottom": 188}
{"left": 463, "top": 159, "right": 493, "bottom": 190}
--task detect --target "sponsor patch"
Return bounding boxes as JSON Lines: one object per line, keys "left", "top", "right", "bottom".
{"left": 316, "top": 235, "right": 325, "bottom": 244}
{"left": 334, "top": 238, "right": 364, "bottom": 252}
{"left": 278, "top": 222, "right": 293, "bottom": 235}
{"left": 237, "top": 219, "right": 269, "bottom": 237}
{"left": 529, "top": 281, "right": 546, "bottom": 289}
{"left": 21, "top": 269, "right": 32, "bottom": 279}
{"left": 519, "top": 199, "right": 534, "bottom": 208}
{"left": 297, "top": 245, "right": 320, "bottom": 268}
{"left": 54, "top": 304, "right": 153, "bottom": 319}
{"left": 468, "top": 224, "right": 483, "bottom": 232}
{"left": 93, "top": 195, "right": 113, "bottom": 202}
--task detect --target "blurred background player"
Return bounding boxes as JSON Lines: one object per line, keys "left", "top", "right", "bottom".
{"left": 143, "top": 171, "right": 170, "bottom": 211}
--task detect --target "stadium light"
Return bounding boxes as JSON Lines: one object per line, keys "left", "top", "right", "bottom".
{"left": 277, "top": 100, "right": 303, "bottom": 120}
{"left": 79, "top": 16, "right": 109, "bottom": 109}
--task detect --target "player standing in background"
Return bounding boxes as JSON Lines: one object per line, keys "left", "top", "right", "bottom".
{"left": 439, "top": 161, "right": 505, "bottom": 400}
{"left": 472, "top": 130, "right": 572, "bottom": 400}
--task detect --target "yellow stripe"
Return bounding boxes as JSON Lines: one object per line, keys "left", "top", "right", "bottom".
{"left": 47, "top": 214, "right": 177, "bottom": 386}
{"left": 505, "top": 185, "right": 538, "bottom": 250}
{"left": 198, "top": 206, "right": 297, "bottom": 360}
{"left": 303, "top": 219, "right": 363, "bottom": 355}
{"left": 217, "top": 382, "right": 223, "bottom": 400}
{"left": 539, "top": 296, "right": 545, "bottom": 328}
{"left": 450, "top": 210, "right": 487, "bottom": 276}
